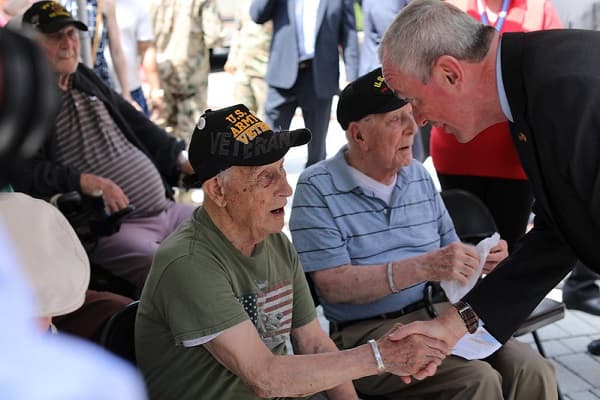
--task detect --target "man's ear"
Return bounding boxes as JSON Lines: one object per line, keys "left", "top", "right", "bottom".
{"left": 203, "top": 176, "right": 227, "bottom": 207}
{"left": 433, "top": 55, "right": 463, "bottom": 90}
{"left": 348, "top": 121, "right": 368, "bottom": 150}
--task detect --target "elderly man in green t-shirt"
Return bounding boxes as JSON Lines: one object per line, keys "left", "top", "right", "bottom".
{"left": 135, "top": 104, "right": 450, "bottom": 400}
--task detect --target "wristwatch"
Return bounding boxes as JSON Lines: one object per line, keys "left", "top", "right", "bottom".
{"left": 452, "top": 301, "right": 479, "bottom": 334}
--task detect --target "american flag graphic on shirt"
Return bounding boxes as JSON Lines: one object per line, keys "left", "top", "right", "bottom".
{"left": 239, "top": 280, "right": 293, "bottom": 349}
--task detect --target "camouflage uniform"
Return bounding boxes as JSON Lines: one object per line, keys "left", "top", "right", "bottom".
{"left": 226, "top": 0, "right": 271, "bottom": 119}
{"left": 150, "top": 0, "right": 220, "bottom": 145}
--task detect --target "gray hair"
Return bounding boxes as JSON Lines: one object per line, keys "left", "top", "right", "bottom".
{"left": 379, "top": 0, "right": 496, "bottom": 83}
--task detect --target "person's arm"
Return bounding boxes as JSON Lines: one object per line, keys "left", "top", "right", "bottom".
{"left": 339, "top": 0, "right": 359, "bottom": 82}
{"left": 224, "top": 11, "right": 244, "bottom": 74}
{"left": 312, "top": 242, "right": 480, "bottom": 305}
{"left": 203, "top": 318, "right": 448, "bottom": 398}
{"left": 290, "top": 319, "right": 358, "bottom": 399}
{"left": 103, "top": 0, "right": 132, "bottom": 101}
{"left": 9, "top": 148, "right": 82, "bottom": 198}
{"left": 138, "top": 41, "right": 163, "bottom": 115}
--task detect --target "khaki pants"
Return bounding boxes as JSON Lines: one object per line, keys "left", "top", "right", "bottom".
{"left": 332, "top": 303, "right": 557, "bottom": 400}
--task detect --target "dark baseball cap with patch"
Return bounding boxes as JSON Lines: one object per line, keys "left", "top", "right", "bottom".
{"left": 185, "top": 104, "right": 311, "bottom": 187}
{"left": 23, "top": 1, "right": 88, "bottom": 34}
{"left": 337, "top": 67, "right": 407, "bottom": 130}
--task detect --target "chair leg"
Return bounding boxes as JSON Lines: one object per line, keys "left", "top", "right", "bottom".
{"left": 532, "top": 331, "right": 563, "bottom": 400}
{"left": 532, "top": 331, "right": 547, "bottom": 357}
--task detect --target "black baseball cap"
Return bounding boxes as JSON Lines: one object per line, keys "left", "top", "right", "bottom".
{"left": 185, "top": 104, "right": 311, "bottom": 187}
{"left": 337, "top": 67, "right": 407, "bottom": 130}
{"left": 23, "top": 1, "right": 88, "bottom": 34}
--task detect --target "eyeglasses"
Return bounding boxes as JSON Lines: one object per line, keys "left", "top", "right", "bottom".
{"left": 251, "top": 165, "right": 288, "bottom": 189}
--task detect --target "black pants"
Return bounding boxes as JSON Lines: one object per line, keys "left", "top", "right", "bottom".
{"left": 563, "top": 261, "right": 600, "bottom": 303}
{"left": 437, "top": 174, "right": 533, "bottom": 252}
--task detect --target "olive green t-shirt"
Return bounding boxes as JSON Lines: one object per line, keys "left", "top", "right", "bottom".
{"left": 136, "top": 207, "right": 317, "bottom": 400}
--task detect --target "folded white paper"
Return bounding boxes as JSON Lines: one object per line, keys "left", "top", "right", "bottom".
{"left": 441, "top": 233, "right": 501, "bottom": 303}
{"left": 452, "top": 325, "right": 502, "bottom": 360}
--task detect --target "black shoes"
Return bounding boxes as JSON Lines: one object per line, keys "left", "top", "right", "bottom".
{"left": 564, "top": 298, "right": 600, "bottom": 316}
{"left": 589, "top": 339, "right": 600, "bottom": 356}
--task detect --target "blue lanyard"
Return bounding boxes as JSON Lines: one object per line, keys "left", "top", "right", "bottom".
{"left": 477, "top": 0, "right": 510, "bottom": 31}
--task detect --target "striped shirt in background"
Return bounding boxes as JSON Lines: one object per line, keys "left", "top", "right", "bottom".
{"left": 54, "top": 87, "right": 169, "bottom": 218}
{"left": 289, "top": 147, "right": 458, "bottom": 323}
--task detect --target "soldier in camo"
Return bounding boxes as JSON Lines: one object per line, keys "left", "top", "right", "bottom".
{"left": 150, "top": 0, "right": 222, "bottom": 145}
{"left": 224, "top": 0, "right": 272, "bottom": 119}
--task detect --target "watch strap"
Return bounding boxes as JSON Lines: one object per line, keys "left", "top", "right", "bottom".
{"left": 453, "top": 301, "right": 479, "bottom": 334}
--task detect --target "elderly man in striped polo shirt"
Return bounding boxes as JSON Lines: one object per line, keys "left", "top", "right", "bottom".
{"left": 289, "top": 67, "right": 556, "bottom": 400}
{"left": 13, "top": 1, "right": 195, "bottom": 295}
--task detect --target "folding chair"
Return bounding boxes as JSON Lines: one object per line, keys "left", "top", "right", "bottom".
{"left": 99, "top": 300, "right": 139, "bottom": 365}
{"left": 441, "top": 189, "right": 565, "bottom": 399}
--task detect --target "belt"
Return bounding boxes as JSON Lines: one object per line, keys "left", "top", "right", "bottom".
{"left": 298, "top": 59, "right": 313, "bottom": 70}
{"left": 329, "top": 282, "right": 446, "bottom": 334}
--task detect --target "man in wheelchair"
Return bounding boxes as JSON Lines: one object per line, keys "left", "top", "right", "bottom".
{"left": 12, "top": 1, "right": 195, "bottom": 295}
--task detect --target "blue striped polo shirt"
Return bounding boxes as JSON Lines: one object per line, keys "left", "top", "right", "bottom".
{"left": 289, "top": 146, "right": 458, "bottom": 323}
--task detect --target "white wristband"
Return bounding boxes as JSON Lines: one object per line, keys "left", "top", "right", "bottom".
{"left": 368, "top": 339, "right": 386, "bottom": 374}
{"left": 387, "top": 262, "right": 400, "bottom": 293}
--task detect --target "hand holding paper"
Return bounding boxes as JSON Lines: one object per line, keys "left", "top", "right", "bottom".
{"left": 439, "top": 233, "right": 504, "bottom": 359}
{"left": 441, "top": 233, "right": 501, "bottom": 303}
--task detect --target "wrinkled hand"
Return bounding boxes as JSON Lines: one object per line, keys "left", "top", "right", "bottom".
{"left": 482, "top": 239, "right": 508, "bottom": 274}
{"left": 387, "top": 308, "right": 468, "bottom": 354}
{"left": 424, "top": 242, "right": 480, "bottom": 284}
{"left": 80, "top": 173, "right": 130, "bottom": 214}
{"left": 378, "top": 324, "right": 449, "bottom": 383}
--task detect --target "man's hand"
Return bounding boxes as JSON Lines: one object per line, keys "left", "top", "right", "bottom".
{"left": 224, "top": 60, "right": 237, "bottom": 74}
{"left": 180, "top": 160, "right": 195, "bottom": 176}
{"left": 378, "top": 324, "right": 449, "bottom": 383}
{"left": 387, "top": 307, "right": 469, "bottom": 359}
{"left": 80, "top": 173, "right": 129, "bottom": 214}
{"left": 482, "top": 239, "right": 508, "bottom": 274}
{"left": 423, "top": 242, "right": 480, "bottom": 284}
{"left": 149, "top": 88, "right": 164, "bottom": 117}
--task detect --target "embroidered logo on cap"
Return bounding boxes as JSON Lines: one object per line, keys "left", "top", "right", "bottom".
{"left": 224, "top": 108, "right": 271, "bottom": 145}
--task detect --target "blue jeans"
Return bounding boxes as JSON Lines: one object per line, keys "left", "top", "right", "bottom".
{"left": 130, "top": 87, "right": 150, "bottom": 117}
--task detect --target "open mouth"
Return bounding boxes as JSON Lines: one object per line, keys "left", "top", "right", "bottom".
{"left": 270, "top": 207, "right": 285, "bottom": 215}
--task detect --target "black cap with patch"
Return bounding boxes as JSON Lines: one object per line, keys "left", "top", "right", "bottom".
{"left": 23, "top": 1, "right": 88, "bottom": 34}
{"left": 337, "top": 67, "right": 407, "bottom": 130}
{"left": 185, "top": 104, "right": 311, "bottom": 187}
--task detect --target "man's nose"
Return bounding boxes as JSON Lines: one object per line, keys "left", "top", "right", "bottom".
{"left": 280, "top": 176, "right": 293, "bottom": 197}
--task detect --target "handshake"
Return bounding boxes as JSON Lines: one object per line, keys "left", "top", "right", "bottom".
{"left": 370, "top": 306, "right": 468, "bottom": 382}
